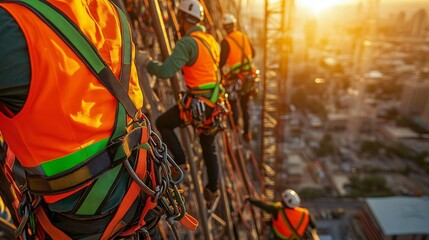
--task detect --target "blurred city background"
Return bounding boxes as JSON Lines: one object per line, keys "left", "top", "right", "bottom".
{"left": 238, "top": 0, "right": 429, "bottom": 239}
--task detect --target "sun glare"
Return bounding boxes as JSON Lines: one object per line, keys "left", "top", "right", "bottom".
{"left": 298, "top": 0, "right": 354, "bottom": 14}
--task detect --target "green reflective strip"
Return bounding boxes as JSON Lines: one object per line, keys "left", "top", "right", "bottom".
{"left": 273, "top": 227, "right": 290, "bottom": 240}
{"left": 75, "top": 105, "right": 126, "bottom": 215}
{"left": 229, "top": 62, "right": 251, "bottom": 74}
{"left": 197, "top": 83, "right": 217, "bottom": 90}
{"left": 40, "top": 138, "right": 109, "bottom": 176}
{"left": 210, "top": 84, "right": 219, "bottom": 103}
{"left": 76, "top": 164, "right": 122, "bottom": 215}
{"left": 20, "top": 0, "right": 104, "bottom": 72}
{"left": 192, "top": 35, "right": 221, "bottom": 102}
{"left": 115, "top": 5, "right": 131, "bottom": 65}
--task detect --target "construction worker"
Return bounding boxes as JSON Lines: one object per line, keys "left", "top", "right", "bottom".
{"left": 246, "top": 189, "right": 317, "bottom": 239}
{"left": 219, "top": 13, "right": 256, "bottom": 142}
{"left": 0, "top": 1, "right": 182, "bottom": 238}
{"left": 145, "top": 0, "right": 221, "bottom": 203}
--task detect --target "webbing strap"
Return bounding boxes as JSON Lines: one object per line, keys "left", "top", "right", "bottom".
{"left": 8, "top": 1, "right": 157, "bottom": 238}
{"left": 75, "top": 106, "right": 127, "bottom": 215}
{"left": 197, "top": 95, "right": 216, "bottom": 109}
{"left": 187, "top": 88, "right": 213, "bottom": 95}
{"left": 34, "top": 207, "right": 72, "bottom": 240}
{"left": 279, "top": 208, "right": 303, "bottom": 239}
{"left": 191, "top": 35, "right": 220, "bottom": 103}
{"left": 117, "top": 154, "right": 157, "bottom": 237}
{"left": 16, "top": 0, "right": 139, "bottom": 121}
{"left": 75, "top": 164, "right": 122, "bottom": 215}
{"left": 76, "top": 5, "right": 131, "bottom": 211}
{"left": 101, "top": 131, "right": 150, "bottom": 240}
{"left": 226, "top": 34, "right": 252, "bottom": 73}
{"left": 26, "top": 127, "right": 144, "bottom": 195}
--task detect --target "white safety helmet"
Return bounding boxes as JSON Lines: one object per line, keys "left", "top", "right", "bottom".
{"left": 281, "top": 189, "right": 301, "bottom": 208}
{"left": 222, "top": 13, "right": 237, "bottom": 26}
{"left": 178, "top": 0, "right": 204, "bottom": 24}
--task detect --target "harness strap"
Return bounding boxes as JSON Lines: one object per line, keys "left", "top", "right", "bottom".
{"left": 4, "top": 1, "right": 176, "bottom": 239}
{"left": 26, "top": 126, "right": 143, "bottom": 195}
{"left": 34, "top": 207, "right": 72, "bottom": 240}
{"left": 74, "top": 4, "right": 130, "bottom": 215}
{"left": 177, "top": 96, "right": 193, "bottom": 125}
{"left": 16, "top": 0, "right": 140, "bottom": 121}
{"left": 188, "top": 88, "right": 213, "bottom": 95}
{"left": 118, "top": 155, "right": 157, "bottom": 237}
{"left": 196, "top": 95, "right": 216, "bottom": 109}
{"left": 226, "top": 33, "right": 252, "bottom": 75}
{"left": 279, "top": 208, "right": 304, "bottom": 239}
{"left": 13, "top": 0, "right": 136, "bottom": 199}
{"left": 191, "top": 35, "right": 220, "bottom": 103}
{"left": 101, "top": 127, "right": 152, "bottom": 239}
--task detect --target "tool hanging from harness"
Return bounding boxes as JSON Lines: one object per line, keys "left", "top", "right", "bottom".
{"left": 224, "top": 34, "right": 257, "bottom": 100}
{"left": 0, "top": 1, "right": 197, "bottom": 239}
{"left": 178, "top": 36, "right": 230, "bottom": 136}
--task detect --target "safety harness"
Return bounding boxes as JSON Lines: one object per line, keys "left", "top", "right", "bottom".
{"left": 272, "top": 208, "right": 308, "bottom": 240}
{"left": 224, "top": 34, "right": 257, "bottom": 99}
{"left": 178, "top": 35, "right": 230, "bottom": 136}
{"left": 1, "top": 0, "right": 197, "bottom": 239}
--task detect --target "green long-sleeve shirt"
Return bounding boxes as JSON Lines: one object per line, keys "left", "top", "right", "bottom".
{"left": 248, "top": 198, "right": 282, "bottom": 215}
{"left": 0, "top": 8, "right": 31, "bottom": 115}
{"left": 146, "top": 25, "right": 204, "bottom": 80}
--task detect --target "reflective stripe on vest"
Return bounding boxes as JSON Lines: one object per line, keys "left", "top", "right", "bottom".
{"left": 182, "top": 31, "right": 220, "bottom": 89}
{"left": 272, "top": 207, "right": 310, "bottom": 239}
{"left": 225, "top": 30, "right": 253, "bottom": 73}
{"left": 0, "top": 0, "right": 143, "bottom": 202}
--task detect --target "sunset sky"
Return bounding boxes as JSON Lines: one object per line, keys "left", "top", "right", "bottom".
{"left": 295, "top": 0, "right": 428, "bottom": 16}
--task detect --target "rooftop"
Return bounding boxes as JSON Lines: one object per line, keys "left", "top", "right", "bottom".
{"left": 380, "top": 125, "right": 419, "bottom": 139}
{"left": 366, "top": 196, "right": 429, "bottom": 235}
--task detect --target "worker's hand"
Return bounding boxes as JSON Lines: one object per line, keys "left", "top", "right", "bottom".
{"left": 143, "top": 56, "right": 153, "bottom": 68}
{"left": 137, "top": 50, "right": 153, "bottom": 69}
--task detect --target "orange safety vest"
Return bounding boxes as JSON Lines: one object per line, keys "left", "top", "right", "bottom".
{"left": 272, "top": 207, "right": 310, "bottom": 239}
{"left": 0, "top": 0, "right": 143, "bottom": 203}
{"left": 182, "top": 31, "right": 220, "bottom": 89}
{"left": 225, "top": 30, "right": 253, "bottom": 74}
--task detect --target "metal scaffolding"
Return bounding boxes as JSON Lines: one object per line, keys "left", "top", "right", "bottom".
{"left": 261, "top": 0, "right": 295, "bottom": 201}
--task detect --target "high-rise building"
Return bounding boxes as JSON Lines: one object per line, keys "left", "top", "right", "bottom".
{"left": 399, "top": 81, "right": 429, "bottom": 116}
{"left": 409, "top": 8, "right": 428, "bottom": 38}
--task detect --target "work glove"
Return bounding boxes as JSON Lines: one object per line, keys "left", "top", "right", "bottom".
{"left": 137, "top": 50, "right": 153, "bottom": 69}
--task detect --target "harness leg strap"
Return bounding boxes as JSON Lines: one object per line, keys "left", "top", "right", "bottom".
{"left": 34, "top": 207, "right": 72, "bottom": 240}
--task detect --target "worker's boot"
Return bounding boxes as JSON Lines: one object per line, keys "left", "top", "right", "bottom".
{"left": 203, "top": 187, "right": 219, "bottom": 207}
{"left": 242, "top": 132, "right": 251, "bottom": 142}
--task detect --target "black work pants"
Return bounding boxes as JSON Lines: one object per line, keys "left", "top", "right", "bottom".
{"left": 229, "top": 93, "right": 250, "bottom": 134}
{"left": 155, "top": 105, "right": 219, "bottom": 192}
